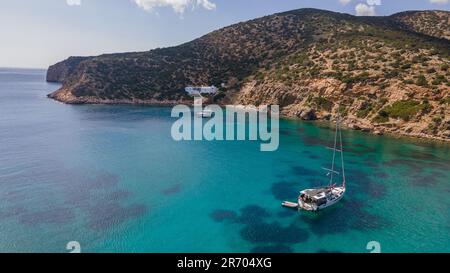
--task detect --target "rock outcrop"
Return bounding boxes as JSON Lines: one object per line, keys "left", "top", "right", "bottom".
{"left": 46, "top": 56, "right": 91, "bottom": 83}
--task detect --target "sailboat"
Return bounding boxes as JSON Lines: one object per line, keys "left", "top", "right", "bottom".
{"left": 282, "top": 113, "right": 346, "bottom": 212}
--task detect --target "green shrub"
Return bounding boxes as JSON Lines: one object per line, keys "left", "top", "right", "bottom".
{"left": 378, "top": 98, "right": 388, "bottom": 105}
{"left": 431, "top": 75, "right": 447, "bottom": 85}
{"left": 373, "top": 114, "right": 389, "bottom": 123}
{"left": 439, "top": 97, "right": 450, "bottom": 105}
{"left": 416, "top": 75, "right": 428, "bottom": 86}
{"left": 428, "top": 123, "right": 437, "bottom": 133}
{"left": 432, "top": 116, "right": 442, "bottom": 124}
{"left": 357, "top": 103, "right": 373, "bottom": 118}
{"left": 403, "top": 79, "right": 414, "bottom": 84}
{"left": 313, "top": 97, "right": 333, "bottom": 112}
{"left": 401, "top": 63, "right": 412, "bottom": 70}
{"left": 385, "top": 70, "right": 399, "bottom": 79}
{"left": 421, "top": 101, "right": 432, "bottom": 114}
{"left": 382, "top": 100, "right": 431, "bottom": 121}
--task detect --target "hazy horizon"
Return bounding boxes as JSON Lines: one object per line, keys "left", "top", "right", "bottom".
{"left": 1, "top": 0, "right": 448, "bottom": 69}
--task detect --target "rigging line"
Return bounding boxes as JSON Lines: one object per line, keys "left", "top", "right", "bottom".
{"left": 322, "top": 167, "right": 339, "bottom": 174}
{"left": 325, "top": 147, "right": 342, "bottom": 152}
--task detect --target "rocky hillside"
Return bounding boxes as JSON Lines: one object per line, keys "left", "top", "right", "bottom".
{"left": 391, "top": 10, "right": 450, "bottom": 40}
{"left": 47, "top": 8, "right": 450, "bottom": 141}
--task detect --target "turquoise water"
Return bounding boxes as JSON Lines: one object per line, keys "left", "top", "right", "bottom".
{"left": 0, "top": 68, "right": 449, "bottom": 253}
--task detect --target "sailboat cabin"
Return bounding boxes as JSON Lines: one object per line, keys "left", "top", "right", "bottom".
{"left": 300, "top": 189, "right": 329, "bottom": 206}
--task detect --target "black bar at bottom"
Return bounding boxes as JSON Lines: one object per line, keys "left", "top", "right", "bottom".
{"left": 1, "top": 253, "right": 447, "bottom": 271}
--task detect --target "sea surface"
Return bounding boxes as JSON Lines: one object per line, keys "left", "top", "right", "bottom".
{"left": 0, "top": 68, "right": 449, "bottom": 253}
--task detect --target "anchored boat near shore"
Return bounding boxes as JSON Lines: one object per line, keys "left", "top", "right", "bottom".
{"left": 283, "top": 113, "right": 347, "bottom": 212}
{"left": 196, "top": 109, "right": 214, "bottom": 118}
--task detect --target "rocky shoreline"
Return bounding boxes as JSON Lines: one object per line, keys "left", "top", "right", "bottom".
{"left": 280, "top": 104, "right": 450, "bottom": 142}
{"left": 47, "top": 90, "right": 450, "bottom": 143}
{"left": 47, "top": 89, "right": 191, "bottom": 106}
{"left": 282, "top": 113, "right": 450, "bottom": 143}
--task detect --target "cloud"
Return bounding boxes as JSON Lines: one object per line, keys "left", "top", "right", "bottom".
{"left": 133, "top": 0, "right": 216, "bottom": 13}
{"left": 197, "top": 0, "right": 216, "bottom": 10}
{"left": 66, "top": 0, "right": 81, "bottom": 6}
{"left": 339, "top": 0, "right": 351, "bottom": 5}
{"left": 355, "top": 3, "right": 376, "bottom": 16}
{"left": 429, "top": 0, "right": 449, "bottom": 4}
{"left": 366, "top": 0, "right": 381, "bottom": 5}
{"left": 340, "top": 0, "right": 382, "bottom": 6}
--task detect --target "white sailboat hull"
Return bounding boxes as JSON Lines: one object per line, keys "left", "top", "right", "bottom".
{"left": 298, "top": 186, "right": 345, "bottom": 212}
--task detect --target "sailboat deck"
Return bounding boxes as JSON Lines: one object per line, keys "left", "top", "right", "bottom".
{"left": 302, "top": 188, "right": 330, "bottom": 197}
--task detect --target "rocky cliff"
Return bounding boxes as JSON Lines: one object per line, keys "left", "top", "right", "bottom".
{"left": 46, "top": 56, "right": 91, "bottom": 83}
{"left": 47, "top": 8, "right": 450, "bottom": 141}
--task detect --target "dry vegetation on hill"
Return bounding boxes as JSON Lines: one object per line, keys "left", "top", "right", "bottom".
{"left": 47, "top": 8, "right": 450, "bottom": 141}
{"left": 392, "top": 10, "right": 450, "bottom": 40}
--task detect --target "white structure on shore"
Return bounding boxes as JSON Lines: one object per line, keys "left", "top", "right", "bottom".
{"left": 185, "top": 86, "right": 218, "bottom": 96}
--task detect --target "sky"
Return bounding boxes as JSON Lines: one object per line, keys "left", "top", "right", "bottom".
{"left": 0, "top": 0, "right": 448, "bottom": 68}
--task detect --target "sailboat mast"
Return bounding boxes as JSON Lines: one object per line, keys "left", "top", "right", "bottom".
{"left": 338, "top": 113, "right": 346, "bottom": 188}
{"left": 329, "top": 114, "right": 339, "bottom": 187}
